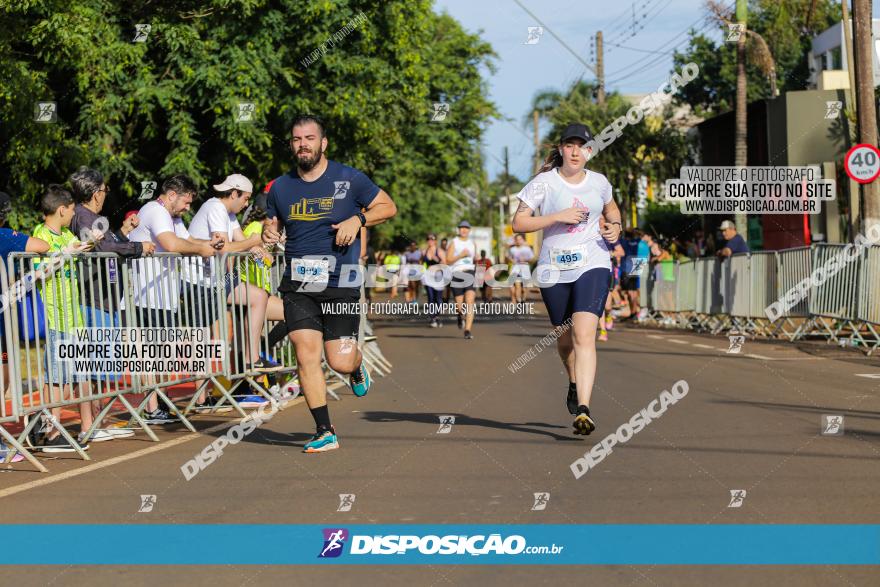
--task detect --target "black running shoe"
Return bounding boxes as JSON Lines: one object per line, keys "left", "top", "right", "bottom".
{"left": 566, "top": 383, "right": 578, "bottom": 415}
{"left": 573, "top": 405, "right": 596, "bottom": 436}
{"left": 250, "top": 358, "right": 285, "bottom": 373}
{"left": 464, "top": 330, "right": 473, "bottom": 340}
{"left": 143, "top": 408, "right": 178, "bottom": 425}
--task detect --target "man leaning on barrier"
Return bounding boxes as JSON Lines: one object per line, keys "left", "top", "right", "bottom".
{"left": 67, "top": 166, "right": 153, "bottom": 442}
{"left": 262, "top": 114, "right": 397, "bottom": 453}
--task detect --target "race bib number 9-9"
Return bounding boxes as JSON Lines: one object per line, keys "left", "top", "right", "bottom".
{"left": 291, "top": 258, "right": 330, "bottom": 283}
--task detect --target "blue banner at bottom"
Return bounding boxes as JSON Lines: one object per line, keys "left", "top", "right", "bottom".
{"left": 3, "top": 525, "right": 878, "bottom": 565}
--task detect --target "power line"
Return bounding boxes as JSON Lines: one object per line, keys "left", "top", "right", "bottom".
{"left": 604, "top": 16, "right": 716, "bottom": 85}
{"left": 606, "top": 0, "right": 674, "bottom": 47}
{"left": 605, "top": 42, "right": 676, "bottom": 56}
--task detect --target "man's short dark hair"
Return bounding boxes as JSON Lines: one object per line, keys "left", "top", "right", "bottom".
{"left": 162, "top": 174, "right": 197, "bottom": 197}
{"left": 40, "top": 184, "right": 74, "bottom": 216}
{"left": 290, "top": 114, "right": 326, "bottom": 138}
{"left": 69, "top": 166, "right": 104, "bottom": 204}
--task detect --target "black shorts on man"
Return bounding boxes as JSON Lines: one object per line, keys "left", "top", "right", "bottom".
{"left": 278, "top": 280, "right": 360, "bottom": 341}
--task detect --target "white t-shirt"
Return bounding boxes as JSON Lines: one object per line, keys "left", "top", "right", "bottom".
{"left": 508, "top": 245, "right": 534, "bottom": 264}
{"left": 186, "top": 197, "right": 240, "bottom": 286}
{"left": 517, "top": 168, "right": 613, "bottom": 284}
{"left": 128, "top": 200, "right": 191, "bottom": 310}
{"left": 449, "top": 237, "right": 476, "bottom": 270}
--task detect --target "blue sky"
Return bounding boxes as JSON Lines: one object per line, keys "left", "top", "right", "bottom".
{"left": 433, "top": 0, "right": 880, "bottom": 181}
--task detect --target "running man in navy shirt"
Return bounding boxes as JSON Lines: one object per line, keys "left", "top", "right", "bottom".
{"left": 264, "top": 115, "right": 397, "bottom": 453}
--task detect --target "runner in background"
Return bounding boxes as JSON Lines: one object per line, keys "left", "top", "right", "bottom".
{"left": 512, "top": 123, "right": 622, "bottom": 436}
{"left": 446, "top": 220, "right": 477, "bottom": 340}
{"left": 422, "top": 233, "right": 445, "bottom": 327}
{"left": 439, "top": 237, "right": 451, "bottom": 303}
{"left": 383, "top": 249, "right": 402, "bottom": 298}
{"left": 475, "top": 249, "right": 494, "bottom": 302}
{"left": 506, "top": 233, "right": 534, "bottom": 304}
{"left": 598, "top": 241, "right": 625, "bottom": 341}
{"left": 403, "top": 241, "right": 423, "bottom": 304}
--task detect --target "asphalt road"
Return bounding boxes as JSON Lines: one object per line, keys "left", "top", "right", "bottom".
{"left": 2, "top": 307, "right": 879, "bottom": 585}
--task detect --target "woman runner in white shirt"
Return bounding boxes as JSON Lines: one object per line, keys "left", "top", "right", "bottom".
{"left": 512, "top": 123, "right": 622, "bottom": 435}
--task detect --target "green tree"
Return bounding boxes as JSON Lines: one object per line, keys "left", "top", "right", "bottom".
{"left": 0, "top": 0, "right": 496, "bottom": 247}
{"left": 672, "top": 0, "right": 841, "bottom": 116}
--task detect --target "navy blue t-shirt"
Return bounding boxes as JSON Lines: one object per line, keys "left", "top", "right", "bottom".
{"left": 267, "top": 160, "right": 380, "bottom": 287}
{"left": 725, "top": 234, "right": 749, "bottom": 255}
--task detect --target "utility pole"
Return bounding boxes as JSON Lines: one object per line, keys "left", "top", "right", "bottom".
{"left": 533, "top": 110, "right": 540, "bottom": 174}
{"left": 501, "top": 146, "right": 511, "bottom": 261}
{"left": 734, "top": 0, "right": 749, "bottom": 241}
{"left": 852, "top": 0, "right": 879, "bottom": 231}
{"left": 596, "top": 31, "right": 605, "bottom": 105}
{"left": 841, "top": 0, "right": 860, "bottom": 237}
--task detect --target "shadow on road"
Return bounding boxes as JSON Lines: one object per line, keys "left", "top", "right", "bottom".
{"left": 360, "top": 411, "right": 581, "bottom": 442}
{"left": 710, "top": 398, "right": 880, "bottom": 419}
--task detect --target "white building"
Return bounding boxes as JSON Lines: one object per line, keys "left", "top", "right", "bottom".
{"left": 809, "top": 19, "right": 880, "bottom": 89}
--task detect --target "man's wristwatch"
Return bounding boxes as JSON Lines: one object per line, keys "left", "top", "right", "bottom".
{"left": 356, "top": 212, "right": 367, "bottom": 227}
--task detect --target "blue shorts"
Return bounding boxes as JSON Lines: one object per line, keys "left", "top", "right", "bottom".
{"left": 81, "top": 306, "right": 122, "bottom": 382}
{"left": 44, "top": 329, "right": 86, "bottom": 385}
{"left": 540, "top": 268, "right": 611, "bottom": 326}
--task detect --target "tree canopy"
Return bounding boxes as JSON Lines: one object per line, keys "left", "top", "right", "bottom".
{"left": 0, "top": 0, "right": 496, "bottom": 245}
{"left": 671, "top": 0, "right": 841, "bottom": 116}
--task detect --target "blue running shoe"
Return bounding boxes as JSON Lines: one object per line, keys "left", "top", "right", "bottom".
{"left": 235, "top": 395, "right": 269, "bottom": 408}
{"left": 350, "top": 363, "right": 371, "bottom": 398}
{"left": 303, "top": 427, "right": 339, "bottom": 453}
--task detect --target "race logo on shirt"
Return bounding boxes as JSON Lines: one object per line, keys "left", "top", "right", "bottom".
{"left": 333, "top": 181, "right": 350, "bottom": 199}
{"left": 566, "top": 197, "right": 589, "bottom": 234}
{"left": 287, "top": 197, "right": 335, "bottom": 221}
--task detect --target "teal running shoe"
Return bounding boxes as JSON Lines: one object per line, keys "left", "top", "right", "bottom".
{"left": 350, "top": 363, "right": 371, "bottom": 398}
{"left": 303, "top": 427, "right": 339, "bottom": 453}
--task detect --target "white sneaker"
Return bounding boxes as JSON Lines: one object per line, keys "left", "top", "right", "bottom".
{"left": 101, "top": 427, "right": 135, "bottom": 439}
{"left": 78, "top": 429, "right": 114, "bottom": 443}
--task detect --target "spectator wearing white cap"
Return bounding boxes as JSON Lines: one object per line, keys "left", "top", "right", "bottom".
{"left": 717, "top": 220, "right": 749, "bottom": 258}
{"left": 186, "top": 173, "right": 284, "bottom": 384}
{"left": 184, "top": 174, "right": 288, "bottom": 408}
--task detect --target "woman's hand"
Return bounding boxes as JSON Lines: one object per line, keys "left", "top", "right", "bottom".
{"left": 554, "top": 207, "right": 587, "bottom": 225}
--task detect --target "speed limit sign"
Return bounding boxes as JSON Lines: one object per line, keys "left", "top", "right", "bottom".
{"left": 844, "top": 143, "right": 880, "bottom": 184}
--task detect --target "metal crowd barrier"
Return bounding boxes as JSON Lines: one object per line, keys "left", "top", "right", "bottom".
{"left": 772, "top": 247, "right": 811, "bottom": 340}
{"left": 638, "top": 243, "right": 879, "bottom": 355}
{"left": 857, "top": 245, "right": 880, "bottom": 354}
{"left": 1, "top": 248, "right": 391, "bottom": 471}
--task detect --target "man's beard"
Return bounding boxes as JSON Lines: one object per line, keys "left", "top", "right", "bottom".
{"left": 296, "top": 147, "right": 323, "bottom": 172}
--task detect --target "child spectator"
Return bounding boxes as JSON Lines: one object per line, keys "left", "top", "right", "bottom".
{"left": 32, "top": 185, "right": 97, "bottom": 452}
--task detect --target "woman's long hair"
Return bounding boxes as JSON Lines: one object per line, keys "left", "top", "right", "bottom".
{"left": 534, "top": 145, "right": 563, "bottom": 178}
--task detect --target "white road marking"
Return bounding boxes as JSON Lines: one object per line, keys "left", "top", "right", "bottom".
{"left": 855, "top": 374, "right": 880, "bottom": 379}
{"left": 668, "top": 339, "right": 689, "bottom": 345}
{"left": 745, "top": 353, "right": 774, "bottom": 360}
{"left": 0, "top": 386, "right": 335, "bottom": 500}
{"left": 646, "top": 334, "right": 665, "bottom": 340}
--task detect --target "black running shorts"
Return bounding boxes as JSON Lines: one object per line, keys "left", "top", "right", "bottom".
{"left": 278, "top": 280, "right": 361, "bottom": 341}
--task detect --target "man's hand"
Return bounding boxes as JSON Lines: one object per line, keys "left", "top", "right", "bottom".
{"left": 262, "top": 226, "right": 281, "bottom": 245}
{"left": 554, "top": 207, "right": 587, "bottom": 225}
{"left": 331, "top": 216, "right": 361, "bottom": 247}
{"left": 121, "top": 214, "right": 139, "bottom": 237}
{"left": 210, "top": 234, "right": 226, "bottom": 250}
{"left": 141, "top": 242, "right": 156, "bottom": 256}
{"left": 198, "top": 243, "right": 216, "bottom": 258}
{"left": 599, "top": 216, "right": 621, "bottom": 242}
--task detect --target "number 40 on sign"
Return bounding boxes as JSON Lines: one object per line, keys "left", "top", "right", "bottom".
{"left": 844, "top": 144, "right": 880, "bottom": 184}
